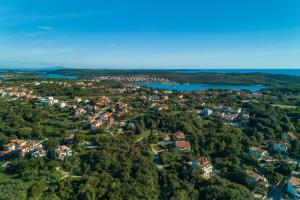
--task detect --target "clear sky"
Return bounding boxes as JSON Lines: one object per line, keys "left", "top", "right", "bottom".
{"left": 0, "top": 0, "right": 300, "bottom": 69}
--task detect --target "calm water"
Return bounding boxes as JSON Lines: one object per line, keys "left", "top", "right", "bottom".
{"left": 174, "top": 69, "right": 300, "bottom": 76}
{"left": 137, "top": 82, "right": 265, "bottom": 92}
{"left": 45, "top": 74, "right": 78, "bottom": 79}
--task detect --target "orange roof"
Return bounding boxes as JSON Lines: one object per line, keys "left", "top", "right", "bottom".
{"left": 17, "top": 142, "right": 37, "bottom": 151}
{"left": 3, "top": 142, "right": 15, "bottom": 147}
{"left": 174, "top": 131, "right": 185, "bottom": 138}
{"left": 195, "top": 157, "right": 211, "bottom": 166}
{"left": 259, "top": 179, "right": 269, "bottom": 187}
{"left": 246, "top": 170, "right": 260, "bottom": 180}
{"left": 175, "top": 141, "right": 191, "bottom": 148}
{"left": 289, "top": 177, "right": 300, "bottom": 186}
{"left": 103, "top": 112, "right": 112, "bottom": 116}
{"left": 249, "top": 146, "right": 266, "bottom": 154}
{"left": 10, "top": 139, "right": 25, "bottom": 144}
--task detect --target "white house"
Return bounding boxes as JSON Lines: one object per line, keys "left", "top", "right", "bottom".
{"left": 59, "top": 102, "right": 66, "bottom": 108}
{"left": 192, "top": 157, "right": 213, "bottom": 179}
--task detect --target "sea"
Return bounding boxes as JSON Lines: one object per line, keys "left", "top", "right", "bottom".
{"left": 173, "top": 69, "right": 300, "bottom": 76}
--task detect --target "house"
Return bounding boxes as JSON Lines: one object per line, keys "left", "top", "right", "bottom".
{"left": 201, "top": 108, "right": 213, "bottom": 117}
{"left": 3, "top": 142, "right": 16, "bottom": 151}
{"left": 3, "top": 139, "right": 27, "bottom": 151}
{"left": 271, "top": 142, "right": 288, "bottom": 153}
{"left": 161, "top": 95, "right": 169, "bottom": 101}
{"left": 163, "top": 135, "right": 171, "bottom": 142}
{"left": 117, "top": 111, "right": 126, "bottom": 118}
{"left": 246, "top": 170, "right": 269, "bottom": 188}
{"left": 75, "top": 108, "right": 86, "bottom": 116}
{"left": 17, "top": 141, "right": 41, "bottom": 157}
{"left": 47, "top": 96, "right": 54, "bottom": 105}
{"left": 151, "top": 94, "right": 161, "bottom": 101}
{"left": 249, "top": 146, "right": 268, "bottom": 159}
{"left": 175, "top": 141, "right": 191, "bottom": 152}
{"left": 91, "top": 120, "right": 102, "bottom": 131}
{"left": 174, "top": 131, "right": 186, "bottom": 140}
{"left": 55, "top": 145, "right": 72, "bottom": 160}
{"left": 287, "top": 177, "right": 300, "bottom": 198}
{"left": 99, "top": 112, "right": 112, "bottom": 121}
{"left": 59, "top": 102, "right": 66, "bottom": 108}
{"left": 75, "top": 97, "right": 82, "bottom": 103}
{"left": 31, "top": 148, "right": 46, "bottom": 158}
{"left": 11, "top": 139, "right": 27, "bottom": 147}
{"left": 192, "top": 157, "right": 213, "bottom": 179}
{"left": 108, "top": 117, "right": 115, "bottom": 126}
{"left": 159, "top": 104, "right": 169, "bottom": 110}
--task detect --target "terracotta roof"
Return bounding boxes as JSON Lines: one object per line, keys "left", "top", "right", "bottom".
{"left": 17, "top": 142, "right": 37, "bottom": 151}
{"left": 10, "top": 139, "right": 25, "bottom": 145}
{"left": 259, "top": 179, "right": 269, "bottom": 187}
{"left": 175, "top": 141, "right": 191, "bottom": 148}
{"left": 174, "top": 131, "right": 185, "bottom": 139}
{"left": 195, "top": 157, "right": 210, "bottom": 165}
{"left": 289, "top": 177, "right": 300, "bottom": 187}
{"left": 246, "top": 170, "right": 260, "bottom": 180}
{"left": 249, "top": 146, "right": 266, "bottom": 154}
{"left": 3, "top": 142, "right": 15, "bottom": 147}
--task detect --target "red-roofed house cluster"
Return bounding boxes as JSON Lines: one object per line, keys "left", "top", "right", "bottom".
{"left": 173, "top": 131, "right": 191, "bottom": 152}
{"left": 0, "top": 139, "right": 45, "bottom": 161}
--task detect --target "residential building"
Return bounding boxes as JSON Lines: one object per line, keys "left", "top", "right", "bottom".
{"left": 3, "top": 139, "right": 27, "bottom": 151}
{"left": 249, "top": 146, "right": 268, "bottom": 159}
{"left": 287, "top": 177, "right": 300, "bottom": 198}
{"left": 17, "top": 141, "right": 41, "bottom": 157}
{"left": 3, "top": 142, "right": 16, "bottom": 151}
{"left": 99, "top": 112, "right": 112, "bottom": 121}
{"left": 163, "top": 135, "right": 171, "bottom": 142}
{"left": 201, "top": 108, "right": 213, "bottom": 117}
{"left": 55, "top": 145, "right": 72, "bottom": 160}
{"left": 59, "top": 102, "right": 66, "bottom": 108}
{"left": 175, "top": 141, "right": 191, "bottom": 152}
{"left": 174, "top": 131, "right": 186, "bottom": 140}
{"left": 246, "top": 170, "right": 269, "bottom": 188}
{"left": 192, "top": 157, "right": 213, "bottom": 179}
{"left": 161, "top": 95, "right": 169, "bottom": 100}
{"left": 91, "top": 120, "right": 102, "bottom": 131}
{"left": 31, "top": 148, "right": 46, "bottom": 158}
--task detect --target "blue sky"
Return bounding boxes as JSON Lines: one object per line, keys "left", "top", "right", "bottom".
{"left": 0, "top": 0, "right": 300, "bottom": 68}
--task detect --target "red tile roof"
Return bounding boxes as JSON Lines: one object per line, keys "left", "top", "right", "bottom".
{"left": 289, "top": 177, "right": 300, "bottom": 186}
{"left": 175, "top": 141, "right": 191, "bottom": 148}
{"left": 174, "top": 131, "right": 185, "bottom": 139}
